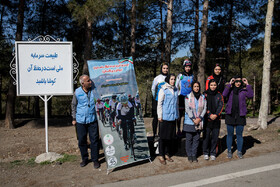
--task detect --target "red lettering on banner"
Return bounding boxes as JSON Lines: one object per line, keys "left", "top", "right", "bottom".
{"left": 120, "top": 155, "right": 129, "bottom": 162}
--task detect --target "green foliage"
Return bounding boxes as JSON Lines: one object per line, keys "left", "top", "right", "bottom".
{"left": 68, "top": 0, "right": 115, "bottom": 25}
{"left": 56, "top": 154, "right": 78, "bottom": 163}
{"left": 40, "top": 161, "right": 52, "bottom": 165}
{"left": 26, "top": 157, "right": 36, "bottom": 167}
{"left": 10, "top": 160, "right": 25, "bottom": 167}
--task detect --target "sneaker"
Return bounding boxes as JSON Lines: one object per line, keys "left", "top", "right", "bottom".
{"left": 192, "top": 156, "right": 198, "bottom": 162}
{"left": 204, "top": 155, "right": 209, "bottom": 160}
{"left": 227, "top": 151, "right": 233, "bottom": 159}
{"left": 210, "top": 155, "right": 216, "bottom": 161}
{"left": 80, "top": 159, "right": 89, "bottom": 167}
{"left": 154, "top": 135, "right": 160, "bottom": 142}
{"left": 93, "top": 161, "right": 100, "bottom": 169}
{"left": 188, "top": 156, "right": 193, "bottom": 163}
{"left": 237, "top": 151, "right": 243, "bottom": 159}
{"left": 112, "top": 122, "right": 116, "bottom": 128}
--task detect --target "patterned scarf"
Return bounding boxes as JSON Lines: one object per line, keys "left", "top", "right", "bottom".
{"left": 188, "top": 91, "right": 205, "bottom": 130}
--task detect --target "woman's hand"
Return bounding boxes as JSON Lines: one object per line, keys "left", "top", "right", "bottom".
{"left": 210, "top": 114, "right": 217, "bottom": 120}
{"left": 193, "top": 118, "right": 201, "bottom": 124}
{"left": 158, "top": 118, "right": 163, "bottom": 122}
{"left": 229, "top": 78, "right": 235, "bottom": 85}
{"left": 242, "top": 78, "right": 249, "bottom": 85}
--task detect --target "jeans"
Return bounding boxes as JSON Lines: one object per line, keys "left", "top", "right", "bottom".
{"left": 226, "top": 124, "right": 244, "bottom": 152}
{"left": 185, "top": 131, "right": 200, "bottom": 157}
{"left": 76, "top": 121, "right": 99, "bottom": 162}
{"left": 203, "top": 127, "right": 220, "bottom": 156}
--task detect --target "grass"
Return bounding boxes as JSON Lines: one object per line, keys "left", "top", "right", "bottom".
{"left": 56, "top": 154, "right": 78, "bottom": 163}
{"left": 8, "top": 154, "right": 78, "bottom": 168}
{"left": 40, "top": 161, "right": 52, "bottom": 165}
{"left": 10, "top": 160, "right": 25, "bottom": 167}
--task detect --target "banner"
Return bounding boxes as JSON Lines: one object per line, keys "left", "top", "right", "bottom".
{"left": 88, "top": 57, "right": 150, "bottom": 170}
{"left": 15, "top": 42, "right": 73, "bottom": 96}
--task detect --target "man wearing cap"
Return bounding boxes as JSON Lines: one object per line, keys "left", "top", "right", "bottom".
{"left": 175, "top": 59, "right": 195, "bottom": 137}
{"left": 71, "top": 75, "right": 100, "bottom": 169}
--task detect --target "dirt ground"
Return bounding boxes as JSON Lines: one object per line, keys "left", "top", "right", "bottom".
{"left": 0, "top": 116, "right": 280, "bottom": 186}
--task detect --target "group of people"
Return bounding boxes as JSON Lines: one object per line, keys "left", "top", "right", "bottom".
{"left": 152, "top": 60, "right": 253, "bottom": 165}
{"left": 71, "top": 58, "right": 253, "bottom": 169}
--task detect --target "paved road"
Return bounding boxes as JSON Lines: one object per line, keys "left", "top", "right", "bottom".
{"left": 97, "top": 151, "right": 280, "bottom": 187}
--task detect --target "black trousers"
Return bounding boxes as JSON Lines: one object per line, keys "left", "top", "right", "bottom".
{"left": 159, "top": 139, "right": 172, "bottom": 157}
{"left": 76, "top": 121, "right": 99, "bottom": 162}
{"left": 203, "top": 127, "right": 220, "bottom": 156}
{"left": 152, "top": 99, "right": 158, "bottom": 137}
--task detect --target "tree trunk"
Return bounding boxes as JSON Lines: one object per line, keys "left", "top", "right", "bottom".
{"left": 34, "top": 97, "right": 40, "bottom": 118}
{"left": 122, "top": 0, "right": 127, "bottom": 57}
{"left": 197, "top": 0, "right": 209, "bottom": 92}
{"left": 83, "top": 18, "right": 92, "bottom": 75}
{"left": 258, "top": 0, "right": 274, "bottom": 130}
{"left": 130, "top": 0, "right": 136, "bottom": 63}
{"left": 144, "top": 80, "right": 148, "bottom": 116}
{"left": 193, "top": 0, "right": 199, "bottom": 78}
{"left": 165, "top": 0, "right": 173, "bottom": 65}
{"left": 0, "top": 5, "right": 5, "bottom": 33}
{"left": 160, "top": 1, "right": 164, "bottom": 64}
{"left": 5, "top": 0, "right": 25, "bottom": 129}
{"left": 239, "top": 42, "right": 242, "bottom": 77}
{"left": 253, "top": 75, "right": 256, "bottom": 116}
{"left": 0, "top": 74, "right": 2, "bottom": 117}
{"left": 224, "top": 0, "right": 233, "bottom": 80}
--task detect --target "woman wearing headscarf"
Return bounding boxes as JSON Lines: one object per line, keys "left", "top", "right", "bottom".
{"left": 223, "top": 76, "right": 253, "bottom": 159}
{"left": 157, "top": 74, "right": 179, "bottom": 165}
{"left": 203, "top": 79, "right": 224, "bottom": 161}
{"left": 175, "top": 59, "right": 195, "bottom": 137}
{"left": 184, "top": 81, "right": 207, "bottom": 162}
{"left": 206, "top": 64, "right": 225, "bottom": 93}
{"left": 151, "top": 63, "right": 169, "bottom": 140}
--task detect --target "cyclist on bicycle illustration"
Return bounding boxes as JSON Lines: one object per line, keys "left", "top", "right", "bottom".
{"left": 103, "top": 98, "right": 111, "bottom": 125}
{"left": 109, "top": 95, "right": 118, "bottom": 128}
{"left": 96, "top": 99, "right": 104, "bottom": 122}
{"left": 134, "top": 94, "right": 141, "bottom": 119}
{"left": 116, "top": 93, "right": 136, "bottom": 151}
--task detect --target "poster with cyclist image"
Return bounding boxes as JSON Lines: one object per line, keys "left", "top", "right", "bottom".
{"left": 87, "top": 57, "right": 150, "bottom": 170}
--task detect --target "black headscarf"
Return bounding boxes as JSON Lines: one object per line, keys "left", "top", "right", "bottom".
{"left": 164, "top": 73, "right": 175, "bottom": 85}
{"left": 160, "top": 63, "right": 169, "bottom": 76}
{"left": 232, "top": 75, "right": 243, "bottom": 94}
{"left": 205, "top": 79, "right": 218, "bottom": 114}
{"left": 191, "top": 81, "right": 201, "bottom": 100}
{"left": 213, "top": 64, "right": 223, "bottom": 85}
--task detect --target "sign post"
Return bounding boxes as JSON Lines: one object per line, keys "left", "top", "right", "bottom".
{"left": 9, "top": 35, "right": 79, "bottom": 162}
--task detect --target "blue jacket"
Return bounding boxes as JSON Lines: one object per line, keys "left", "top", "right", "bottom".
{"left": 157, "top": 83, "right": 179, "bottom": 121}
{"left": 74, "top": 87, "right": 97, "bottom": 124}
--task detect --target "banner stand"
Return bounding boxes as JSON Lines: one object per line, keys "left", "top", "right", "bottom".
{"left": 106, "top": 157, "right": 153, "bottom": 175}
{"left": 38, "top": 95, "right": 53, "bottom": 153}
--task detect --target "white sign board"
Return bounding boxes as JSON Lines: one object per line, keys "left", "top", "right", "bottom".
{"left": 15, "top": 42, "right": 73, "bottom": 96}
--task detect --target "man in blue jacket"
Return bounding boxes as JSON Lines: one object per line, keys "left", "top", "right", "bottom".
{"left": 71, "top": 75, "right": 100, "bottom": 169}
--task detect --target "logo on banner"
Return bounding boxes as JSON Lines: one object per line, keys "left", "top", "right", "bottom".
{"left": 108, "top": 156, "right": 117, "bottom": 167}
{"left": 105, "top": 145, "right": 115, "bottom": 156}
{"left": 103, "top": 134, "right": 114, "bottom": 145}
{"left": 120, "top": 155, "right": 129, "bottom": 163}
